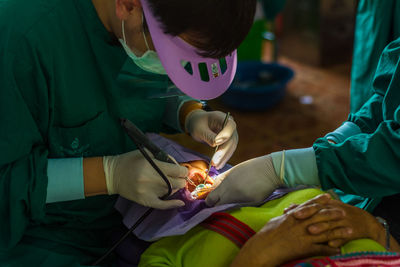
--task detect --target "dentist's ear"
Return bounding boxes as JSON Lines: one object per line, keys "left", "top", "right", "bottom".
{"left": 115, "top": 0, "right": 142, "bottom": 20}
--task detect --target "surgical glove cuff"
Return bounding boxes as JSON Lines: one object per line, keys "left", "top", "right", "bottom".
{"left": 184, "top": 109, "right": 205, "bottom": 134}
{"left": 263, "top": 154, "right": 284, "bottom": 187}
{"left": 46, "top": 158, "right": 85, "bottom": 203}
{"left": 271, "top": 147, "right": 320, "bottom": 187}
{"left": 103, "top": 155, "right": 119, "bottom": 195}
{"left": 325, "top": 121, "right": 361, "bottom": 144}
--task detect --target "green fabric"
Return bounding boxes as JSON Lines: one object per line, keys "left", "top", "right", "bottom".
{"left": 341, "top": 239, "right": 386, "bottom": 255}
{"left": 46, "top": 158, "right": 84, "bottom": 203}
{"left": 164, "top": 94, "right": 197, "bottom": 132}
{"left": 350, "top": 0, "right": 400, "bottom": 113}
{"left": 139, "top": 188, "right": 385, "bottom": 267}
{"left": 0, "top": 0, "right": 183, "bottom": 265}
{"left": 332, "top": 189, "right": 375, "bottom": 211}
{"left": 237, "top": 19, "right": 266, "bottom": 61}
{"left": 314, "top": 38, "right": 400, "bottom": 212}
{"left": 324, "top": 122, "right": 361, "bottom": 144}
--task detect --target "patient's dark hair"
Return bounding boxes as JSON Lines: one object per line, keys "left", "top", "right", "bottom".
{"left": 147, "top": 0, "right": 257, "bottom": 58}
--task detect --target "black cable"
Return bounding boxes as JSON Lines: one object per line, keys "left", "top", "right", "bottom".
{"left": 92, "top": 143, "right": 173, "bottom": 266}
{"left": 92, "top": 207, "right": 154, "bottom": 266}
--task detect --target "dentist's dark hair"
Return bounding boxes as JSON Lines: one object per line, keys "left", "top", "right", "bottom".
{"left": 146, "top": 0, "right": 257, "bottom": 58}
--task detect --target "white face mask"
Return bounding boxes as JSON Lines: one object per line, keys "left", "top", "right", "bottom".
{"left": 119, "top": 15, "right": 167, "bottom": 75}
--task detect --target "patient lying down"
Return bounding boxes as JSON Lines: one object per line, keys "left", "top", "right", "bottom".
{"left": 139, "top": 190, "right": 400, "bottom": 267}
{"left": 115, "top": 134, "right": 400, "bottom": 266}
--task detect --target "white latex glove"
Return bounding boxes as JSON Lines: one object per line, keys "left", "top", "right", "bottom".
{"left": 103, "top": 149, "right": 188, "bottom": 210}
{"left": 185, "top": 110, "right": 238, "bottom": 169}
{"left": 205, "top": 154, "right": 283, "bottom": 206}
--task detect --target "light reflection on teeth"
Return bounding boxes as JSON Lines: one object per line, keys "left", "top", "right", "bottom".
{"left": 190, "top": 183, "right": 214, "bottom": 200}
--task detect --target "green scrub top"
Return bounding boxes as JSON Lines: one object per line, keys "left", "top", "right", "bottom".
{"left": 350, "top": 0, "right": 400, "bottom": 113}
{"left": 0, "top": 0, "right": 182, "bottom": 266}
{"left": 314, "top": 38, "right": 400, "bottom": 212}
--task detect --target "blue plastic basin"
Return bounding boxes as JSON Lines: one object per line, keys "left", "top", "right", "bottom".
{"left": 220, "top": 61, "right": 294, "bottom": 111}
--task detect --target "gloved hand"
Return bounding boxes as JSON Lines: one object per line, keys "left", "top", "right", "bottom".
{"left": 205, "top": 155, "right": 283, "bottom": 206}
{"left": 206, "top": 148, "right": 320, "bottom": 206}
{"left": 185, "top": 110, "right": 238, "bottom": 169}
{"left": 103, "top": 149, "right": 188, "bottom": 209}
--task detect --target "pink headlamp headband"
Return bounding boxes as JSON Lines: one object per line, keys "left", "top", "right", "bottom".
{"left": 141, "top": 0, "right": 237, "bottom": 100}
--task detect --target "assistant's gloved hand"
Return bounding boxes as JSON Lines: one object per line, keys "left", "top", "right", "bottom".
{"left": 103, "top": 150, "right": 188, "bottom": 210}
{"left": 205, "top": 155, "right": 283, "bottom": 206}
{"left": 185, "top": 110, "right": 238, "bottom": 169}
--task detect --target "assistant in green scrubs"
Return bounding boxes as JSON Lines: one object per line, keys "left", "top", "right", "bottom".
{"left": 0, "top": 0, "right": 252, "bottom": 265}
{"left": 350, "top": 0, "right": 400, "bottom": 113}
{"left": 205, "top": 37, "right": 400, "bottom": 241}
{"left": 312, "top": 37, "right": 400, "bottom": 220}
{"left": 274, "top": 38, "right": 400, "bottom": 216}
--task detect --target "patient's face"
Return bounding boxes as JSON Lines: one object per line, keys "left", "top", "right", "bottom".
{"left": 181, "top": 160, "right": 215, "bottom": 199}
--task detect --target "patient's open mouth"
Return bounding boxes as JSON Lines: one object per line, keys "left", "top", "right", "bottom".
{"left": 181, "top": 162, "right": 216, "bottom": 200}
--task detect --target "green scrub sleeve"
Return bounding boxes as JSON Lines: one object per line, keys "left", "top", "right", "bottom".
{"left": 350, "top": 0, "right": 395, "bottom": 113}
{"left": 46, "top": 158, "right": 85, "bottom": 203}
{"left": 0, "top": 51, "right": 49, "bottom": 250}
{"left": 350, "top": 0, "right": 400, "bottom": 113}
{"left": 348, "top": 40, "right": 400, "bottom": 133}
{"left": 314, "top": 40, "right": 400, "bottom": 199}
{"left": 163, "top": 94, "right": 200, "bottom": 132}
{"left": 348, "top": 93, "right": 385, "bottom": 133}
{"left": 314, "top": 121, "right": 400, "bottom": 198}
{"left": 324, "top": 122, "right": 361, "bottom": 144}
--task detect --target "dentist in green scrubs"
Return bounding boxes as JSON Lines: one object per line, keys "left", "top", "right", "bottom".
{"left": 0, "top": 0, "right": 257, "bottom": 265}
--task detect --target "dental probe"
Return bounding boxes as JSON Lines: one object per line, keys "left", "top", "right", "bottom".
{"left": 204, "top": 112, "right": 230, "bottom": 181}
